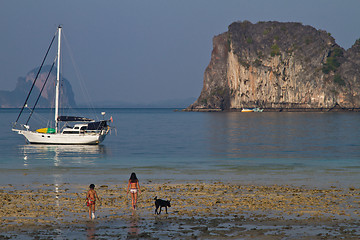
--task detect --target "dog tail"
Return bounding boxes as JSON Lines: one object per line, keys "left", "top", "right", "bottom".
{"left": 154, "top": 196, "right": 157, "bottom": 200}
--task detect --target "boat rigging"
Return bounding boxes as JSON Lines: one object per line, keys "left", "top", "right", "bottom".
{"left": 12, "top": 25, "right": 112, "bottom": 145}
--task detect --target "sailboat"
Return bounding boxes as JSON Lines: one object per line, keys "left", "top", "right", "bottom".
{"left": 12, "top": 26, "right": 111, "bottom": 145}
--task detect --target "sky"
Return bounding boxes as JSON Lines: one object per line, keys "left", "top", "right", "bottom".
{"left": 1, "top": 0, "right": 360, "bottom": 105}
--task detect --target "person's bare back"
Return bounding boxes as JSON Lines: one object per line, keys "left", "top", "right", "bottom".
{"left": 87, "top": 189, "right": 98, "bottom": 203}
{"left": 86, "top": 184, "right": 100, "bottom": 219}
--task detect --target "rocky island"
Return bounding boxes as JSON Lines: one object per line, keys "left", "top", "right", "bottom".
{"left": 187, "top": 21, "right": 360, "bottom": 112}
{"left": 0, "top": 66, "right": 76, "bottom": 108}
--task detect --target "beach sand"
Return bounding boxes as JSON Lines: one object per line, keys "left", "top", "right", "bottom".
{"left": 1, "top": 181, "right": 360, "bottom": 239}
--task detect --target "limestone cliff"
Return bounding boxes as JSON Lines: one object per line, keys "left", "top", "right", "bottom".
{"left": 188, "top": 21, "right": 360, "bottom": 111}
{"left": 0, "top": 66, "right": 76, "bottom": 108}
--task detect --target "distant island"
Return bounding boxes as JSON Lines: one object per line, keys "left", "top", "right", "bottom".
{"left": 0, "top": 66, "right": 76, "bottom": 108}
{"left": 0, "top": 66, "right": 195, "bottom": 109}
{"left": 77, "top": 97, "right": 197, "bottom": 108}
{"left": 187, "top": 21, "right": 360, "bottom": 112}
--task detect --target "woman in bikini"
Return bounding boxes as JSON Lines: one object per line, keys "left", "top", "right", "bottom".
{"left": 127, "top": 172, "right": 141, "bottom": 210}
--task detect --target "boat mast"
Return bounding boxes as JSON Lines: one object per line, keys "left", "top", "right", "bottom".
{"left": 55, "top": 25, "right": 62, "bottom": 133}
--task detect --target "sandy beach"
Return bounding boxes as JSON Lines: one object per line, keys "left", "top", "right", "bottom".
{"left": 1, "top": 181, "right": 360, "bottom": 239}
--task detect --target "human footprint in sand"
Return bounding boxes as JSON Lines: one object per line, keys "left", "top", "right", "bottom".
{"left": 86, "top": 184, "right": 101, "bottom": 219}
{"left": 127, "top": 172, "right": 141, "bottom": 210}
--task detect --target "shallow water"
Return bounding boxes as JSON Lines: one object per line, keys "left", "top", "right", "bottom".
{"left": 1, "top": 108, "right": 360, "bottom": 188}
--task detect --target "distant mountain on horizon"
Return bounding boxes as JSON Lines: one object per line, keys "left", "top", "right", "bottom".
{"left": 0, "top": 65, "right": 76, "bottom": 108}
{"left": 0, "top": 65, "right": 196, "bottom": 109}
{"left": 77, "top": 97, "right": 197, "bottom": 109}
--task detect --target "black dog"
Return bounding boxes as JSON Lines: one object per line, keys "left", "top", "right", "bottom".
{"left": 154, "top": 196, "right": 171, "bottom": 215}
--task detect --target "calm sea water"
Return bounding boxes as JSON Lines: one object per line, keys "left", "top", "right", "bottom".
{"left": 1, "top": 108, "right": 360, "bottom": 188}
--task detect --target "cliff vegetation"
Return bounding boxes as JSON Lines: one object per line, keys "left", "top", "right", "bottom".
{"left": 188, "top": 21, "right": 360, "bottom": 111}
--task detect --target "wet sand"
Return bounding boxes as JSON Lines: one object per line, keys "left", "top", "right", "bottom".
{"left": 1, "top": 181, "right": 360, "bottom": 239}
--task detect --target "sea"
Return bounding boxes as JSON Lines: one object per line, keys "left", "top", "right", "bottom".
{"left": 1, "top": 108, "right": 360, "bottom": 188}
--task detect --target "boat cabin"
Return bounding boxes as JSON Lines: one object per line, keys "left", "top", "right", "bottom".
{"left": 62, "top": 124, "right": 88, "bottom": 134}
{"left": 61, "top": 121, "right": 108, "bottom": 134}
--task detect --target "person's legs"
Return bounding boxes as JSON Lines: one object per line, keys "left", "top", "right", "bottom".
{"left": 92, "top": 203, "right": 96, "bottom": 218}
{"left": 134, "top": 192, "right": 138, "bottom": 208}
{"left": 131, "top": 192, "right": 135, "bottom": 209}
{"left": 88, "top": 205, "right": 92, "bottom": 219}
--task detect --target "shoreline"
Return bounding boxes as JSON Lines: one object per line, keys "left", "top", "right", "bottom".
{"left": 1, "top": 181, "right": 359, "bottom": 239}
{"left": 183, "top": 107, "right": 360, "bottom": 112}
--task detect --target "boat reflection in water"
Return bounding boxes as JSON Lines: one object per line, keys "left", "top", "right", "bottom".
{"left": 18, "top": 144, "right": 108, "bottom": 228}
{"left": 20, "top": 144, "right": 107, "bottom": 167}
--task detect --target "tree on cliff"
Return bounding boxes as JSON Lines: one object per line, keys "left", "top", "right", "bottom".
{"left": 188, "top": 21, "right": 360, "bottom": 111}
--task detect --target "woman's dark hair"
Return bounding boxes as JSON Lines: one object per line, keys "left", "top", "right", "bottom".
{"left": 89, "top": 184, "right": 95, "bottom": 189}
{"left": 129, "top": 172, "right": 138, "bottom": 182}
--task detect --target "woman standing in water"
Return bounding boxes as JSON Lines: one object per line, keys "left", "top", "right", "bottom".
{"left": 127, "top": 172, "right": 141, "bottom": 210}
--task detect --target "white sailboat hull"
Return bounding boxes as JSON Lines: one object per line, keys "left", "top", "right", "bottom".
{"left": 13, "top": 129, "right": 106, "bottom": 145}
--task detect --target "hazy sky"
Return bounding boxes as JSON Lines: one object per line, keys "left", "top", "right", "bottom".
{"left": 1, "top": 0, "right": 360, "bottom": 104}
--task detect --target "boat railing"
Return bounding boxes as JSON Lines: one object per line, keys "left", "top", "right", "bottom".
{"left": 61, "top": 129, "right": 108, "bottom": 135}
{"left": 84, "top": 130, "right": 104, "bottom": 135}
